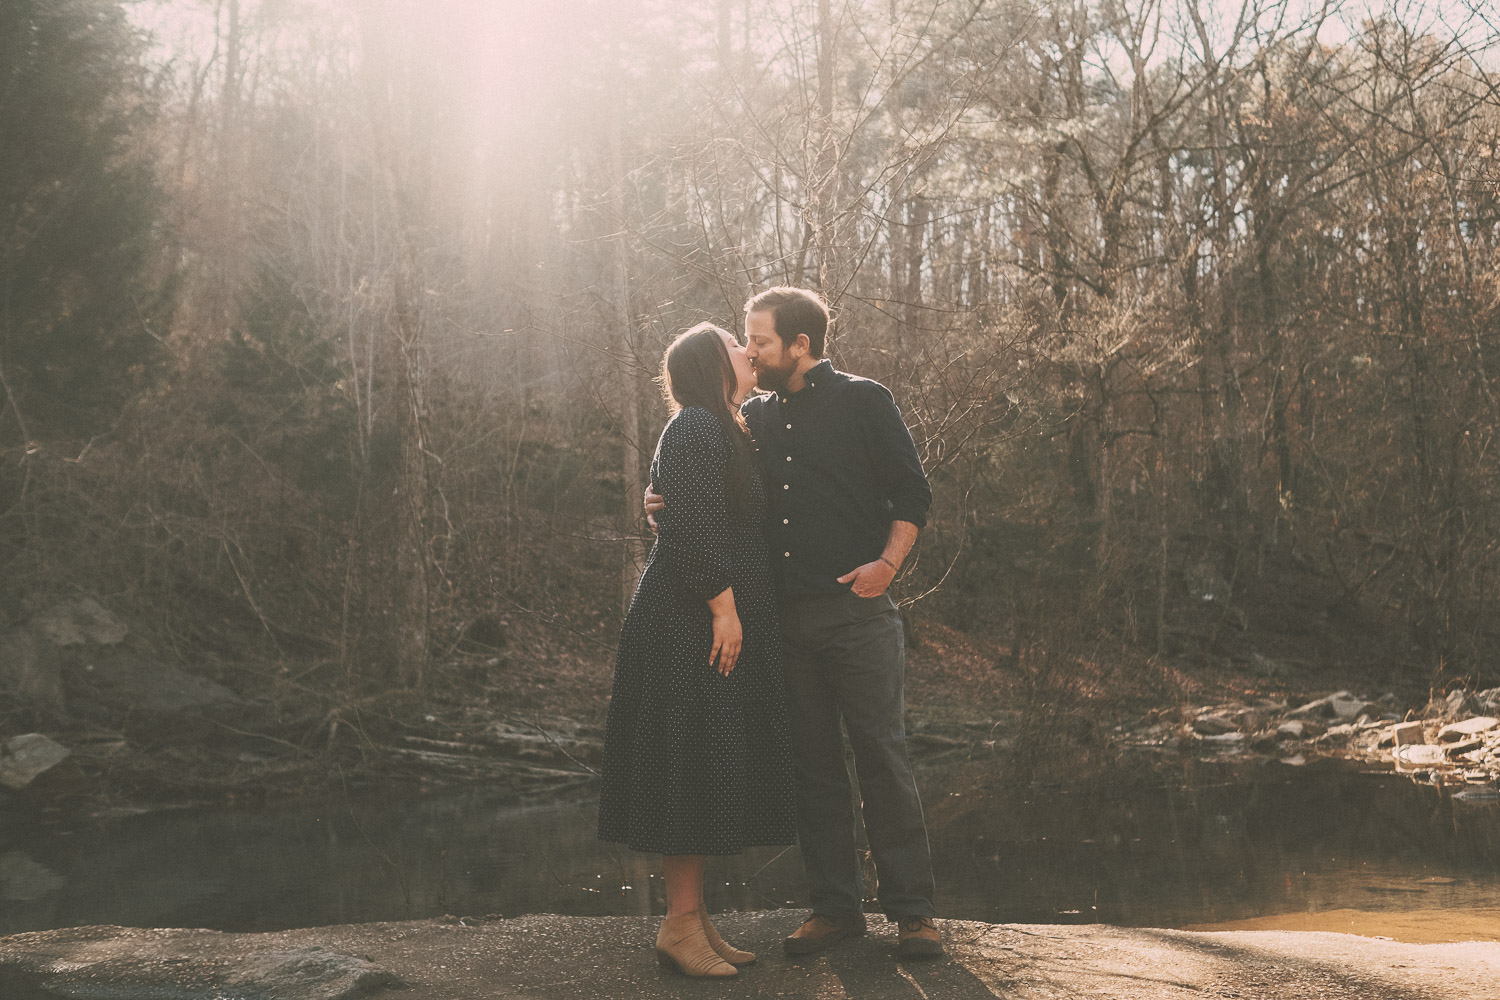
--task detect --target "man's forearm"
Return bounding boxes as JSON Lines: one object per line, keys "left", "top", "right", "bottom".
{"left": 880, "top": 520, "right": 919, "bottom": 571}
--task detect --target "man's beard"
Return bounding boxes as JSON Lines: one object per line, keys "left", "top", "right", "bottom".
{"left": 753, "top": 358, "right": 796, "bottom": 395}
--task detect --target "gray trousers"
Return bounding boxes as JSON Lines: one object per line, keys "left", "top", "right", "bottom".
{"left": 780, "top": 590, "right": 936, "bottom": 919}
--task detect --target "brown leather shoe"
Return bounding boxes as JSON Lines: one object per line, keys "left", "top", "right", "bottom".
{"left": 783, "top": 911, "right": 867, "bottom": 956}
{"left": 895, "top": 916, "right": 944, "bottom": 959}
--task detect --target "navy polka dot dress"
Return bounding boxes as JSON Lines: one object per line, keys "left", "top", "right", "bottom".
{"left": 598, "top": 406, "right": 796, "bottom": 856}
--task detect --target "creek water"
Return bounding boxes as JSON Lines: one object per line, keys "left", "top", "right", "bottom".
{"left": 3, "top": 754, "right": 1498, "bottom": 942}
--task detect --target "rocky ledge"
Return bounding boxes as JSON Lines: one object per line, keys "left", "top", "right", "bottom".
{"left": 2, "top": 913, "right": 1498, "bottom": 999}
{"left": 1122, "top": 686, "right": 1500, "bottom": 794}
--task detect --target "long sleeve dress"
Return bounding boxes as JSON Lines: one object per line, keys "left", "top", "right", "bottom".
{"left": 597, "top": 405, "right": 796, "bottom": 856}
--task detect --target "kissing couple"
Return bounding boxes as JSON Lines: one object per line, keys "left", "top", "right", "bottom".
{"left": 597, "top": 286, "right": 941, "bottom": 977}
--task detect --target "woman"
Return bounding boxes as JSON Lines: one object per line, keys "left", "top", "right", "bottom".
{"left": 597, "top": 322, "right": 795, "bottom": 978}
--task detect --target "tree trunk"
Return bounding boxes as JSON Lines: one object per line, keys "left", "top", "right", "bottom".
{"left": 813, "top": 0, "right": 839, "bottom": 290}
{"left": 718, "top": 0, "right": 733, "bottom": 73}
{"left": 356, "top": 2, "right": 432, "bottom": 689}
{"left": 377, "top": 247, "right": 432, "bottom": 690}
{"left": 610, "top": 115, "right": 647, "bottom": 614}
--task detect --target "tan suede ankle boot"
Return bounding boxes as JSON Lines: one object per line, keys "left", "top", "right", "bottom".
{"left": 700, "top": 910, "right": 755, "bottom": 965}
{"left": 656, "top": 911, "right": 737, "bottom": 977}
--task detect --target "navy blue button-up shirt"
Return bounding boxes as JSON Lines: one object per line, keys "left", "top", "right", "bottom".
{"left": 741, "top": 359, "right": 931, "bottom": 598}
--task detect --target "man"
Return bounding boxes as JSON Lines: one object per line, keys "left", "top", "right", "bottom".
{"left": 647, "top": 287, "right": 941, "bottom": 960}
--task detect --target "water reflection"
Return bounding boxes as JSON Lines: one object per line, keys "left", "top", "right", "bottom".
{"left": 2, "top": 756, "right": 1497, "bottom": 938}
{"left": 925, "top": 756, "right": 1500, "bottom": 935}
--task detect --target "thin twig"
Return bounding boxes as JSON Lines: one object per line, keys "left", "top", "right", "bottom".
{"left": 496, "top": 593, "right": 617, "bottom": 653}
{"left": 506, "top": 714, "right": 600, "bottom": 776}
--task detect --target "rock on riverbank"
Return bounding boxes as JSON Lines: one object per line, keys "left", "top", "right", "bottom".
{"left": 2, "top": 913, "right": 1498, "bottom": 1000}
{"left": 1118, "top": 685, "right": 1500, "bottom": 790}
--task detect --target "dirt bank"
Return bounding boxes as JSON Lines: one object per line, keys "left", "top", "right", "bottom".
{"left": 5, "top": 596, "right": 1493, "bottom": 820}
{"left": 3, "top": 912, "right": 1498, "bottom": 1000}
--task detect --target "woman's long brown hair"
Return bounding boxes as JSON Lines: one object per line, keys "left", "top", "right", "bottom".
{"left": 659, "top": 322, "right": 756, "bottom": 512}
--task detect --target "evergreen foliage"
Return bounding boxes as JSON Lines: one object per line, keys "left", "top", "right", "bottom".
{"left": 0, "top": 0, "right": 169, "bottom": 439}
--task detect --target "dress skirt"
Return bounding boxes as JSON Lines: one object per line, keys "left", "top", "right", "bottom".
{"left": 597, "top": 406, "right": 795, "bottom": 856}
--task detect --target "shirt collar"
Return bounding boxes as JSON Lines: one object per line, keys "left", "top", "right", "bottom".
{"left": 778, "top": 359, "right": 834, "bottom": 402}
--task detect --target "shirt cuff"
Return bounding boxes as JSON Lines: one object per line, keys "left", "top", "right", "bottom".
{"left": 890, "top": 504, "right": 928, "bottom": 530}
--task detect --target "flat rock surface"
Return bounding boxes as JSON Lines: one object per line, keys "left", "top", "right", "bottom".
{"left": 33, "top": 599, "right": 129, "bottom": 647}
{"left": 64, "top": 650, "right": 239, "bottom": 716}
{"left": 0, "top": 734, "right": 71, "bottom": 791}
{"left": 1438, "top": 717, "right": 1499, "bottom": 740}
{"left": 4, "top": 912, "right": 1499, "bottom": 999}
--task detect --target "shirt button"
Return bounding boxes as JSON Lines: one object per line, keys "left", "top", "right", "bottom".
{"left": 786, "top": 423, "right": 791, "bottom": 430}
{"left": 785, "top": 455, "right": 792, "bottom": 462}
{"left": 783, "top": 518, "right": 789, "bottom": 524}
{"left": 783, "top": 484, "right": 789, "bottom": 490}
{"left": 784, "top": 552, "right": 791, "bottom": 558}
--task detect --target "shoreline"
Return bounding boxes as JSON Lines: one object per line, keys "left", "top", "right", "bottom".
{"left": 4, "top": 912, "right": 1498, "bottom": 1000}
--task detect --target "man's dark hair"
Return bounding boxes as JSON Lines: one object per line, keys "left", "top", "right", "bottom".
{"left": 744, "top": 287, "right": 830, "bottom": 358}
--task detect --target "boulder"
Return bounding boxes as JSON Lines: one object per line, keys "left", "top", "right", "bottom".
{"left": 236, "top": 947, "right": 405, "bottom": 998}
{"left": 1394, "top": 743, "right": 1446, "bottom": 766}
{"left": 1329, "top": 692, "right": 1381, "bottom": 723}
{"left": 0, "top": 734, "right": 71, "bottom": 791}
{"left": 0, "top": 938, "right": 402, "bottom": 1000}
{"left": 1437, "top": 717, "right": 1499, "bottom": 742}
{"left": 65, "top": 651, "right": 238, "bottom": 717}
{"left": 1192, "top": 713, "right": 1239, "bottom": 735}
{"left": 33, "top": 598, "right": 128, "bottom": 647}
{"left": 1389, "top": 721, "right": 1425, "bottom": 747}
{"left": 1276, "top": 720, "right": 1309, "bottom": 740}
{"left": 1444, "top": 689, "right": 1482, "bottom": 718}
{"left": 1286, "top": 694, "right": 1331, "bottom": 719}
{"left": 1231, "top": 708, "right": 1265, "bottom": 731}
{"left": 1288, "top": 691, "right": 1372, "bottom": 720}
{"left": 0, "top": 628, "right": 64, "bottom": 714}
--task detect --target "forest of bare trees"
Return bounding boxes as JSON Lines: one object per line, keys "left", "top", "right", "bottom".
{"left": 4, "top": 0, "right": 1499, "bottom": 697}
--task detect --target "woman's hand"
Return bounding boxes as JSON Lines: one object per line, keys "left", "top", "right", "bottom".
{"left": 706, "top": 586, "right": 741, "bottom": 675}
{"left": 644, "top": 486, "right": 664, "bottom": 534}
{"left": 710, "top": 610, "right": 742, "bottom": 676}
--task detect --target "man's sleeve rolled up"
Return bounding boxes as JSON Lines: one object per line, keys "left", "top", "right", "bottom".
{"left": 862, "top": 382, "right": 931, "bottom": 529}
